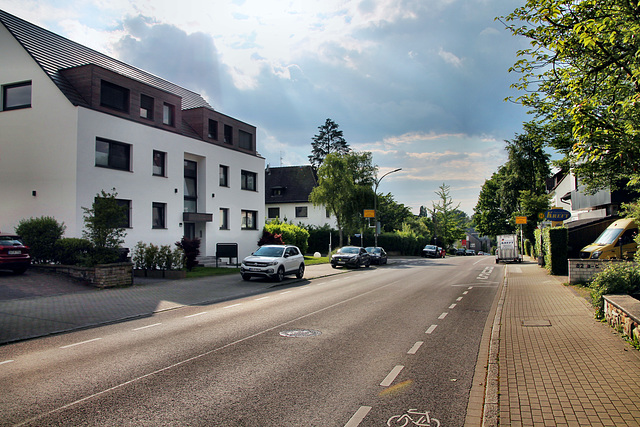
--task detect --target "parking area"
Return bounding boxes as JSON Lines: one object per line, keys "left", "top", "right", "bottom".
{"left": 0, "top": 269, "right": 92, "bottom": 301}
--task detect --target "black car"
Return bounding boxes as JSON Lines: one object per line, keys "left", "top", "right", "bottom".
{"left": 331, "top": 246, "right": 371, "bottom": 268}
{"left": 365, "top": 246, "right": 388, "bottom": 265}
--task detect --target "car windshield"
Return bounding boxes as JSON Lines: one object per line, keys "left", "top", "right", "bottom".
{"left": 365, "top": 247, "right": 380, "bottom": 254}
{"left": 594, "top": 228, "right": 624, "bottom": 245}
{"left": 339, "top": 247, "right": 360, "bottom": 254}
{"left": 252, "top": 246, "right": 285, "bottom": 257}
{"left": 424, "top": 245, "right": 436, "bottom": 250}
{"left": 0, "top": 236, "right": 23, "bottom": 246}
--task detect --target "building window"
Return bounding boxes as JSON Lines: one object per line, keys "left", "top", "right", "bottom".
{"left": 140, "top": 94, "right": 154, "bottom": 119}
{"left": 295, "top": 206, "right": 308, "bottom": 218}
{"left": 163, "top": 103, "right": 175, "bottom": 126}
{"left": 184, "top": 160, "right": 197, "bottom": 213}
{"left": 326, "top": 209, "right": 331, "bottom": 218}
{"left": 241, "top": 170, "right": 257, "bottom": 191}
{"left": 271, "top": 187, "right": 284, "bottom": 197}
{"left": 95, "top": 138, "right": 130, "bottom": 171}
{"left": 208, "top": 119, "right": 218, "bottom": 140}
{"left": 224, "top": 124, "right": 233, "bottom": 144}
{"left": 219, "top": 165, "right": 229, "bottom": 187}
{"left": 268, "top": 207, "right": 280, "bottom": 219}
{"left": 2, "top": 81, "right": 31, "bottom": 111}
{"left": 241, "top": 210, "right": 258, "bottom": 230}
{"left": 153, "top": 150, "right": 166, "bottom": 177}
{"left": 219, "top": 208, "right": 229, "bottom": 230}
{"left": 152, "top": 202, "right": 166, "bottom": 229}
{"left": 100, "top": 80, "right": 129, "bottom": 112}
{"left": 239, "top": 130, "right": 253, "bottom": 150}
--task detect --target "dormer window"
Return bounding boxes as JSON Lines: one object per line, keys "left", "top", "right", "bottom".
{"left": 163, "top": 103, "right": 175, "bottom": 126}
{"left": 140, "top": 94, "right": 154, "bottom": 120}
{"left": 271, "top": 186, "right": 284, "bottom": 197}
{"left": 100, "top": 80, "right": 129, "bottom": 112}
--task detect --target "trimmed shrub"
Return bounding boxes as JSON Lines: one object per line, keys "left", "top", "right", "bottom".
{"left": 258, "top": 230, "right": 285, "bottom": 246}
{"left": 263, "top": 220, "right": 309, "bottom": 253}
{"left": 133, "top": 241, "right": 184, "bottom": 270}
{"left": 15, "top": 216, "right": 66, "bottom": 263}
{"left": 590, "top": 262, "right": 640, "bottom": 318}
{"left": 176, "top": 237, "right": 200, "bottom": 271}
{"left": 543, "top": 227, "right": 568, "bottom": 275}
{"left": 54, "top": 238, "right": 93, "bottom": 265}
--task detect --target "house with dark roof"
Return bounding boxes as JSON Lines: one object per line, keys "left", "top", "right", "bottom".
{"left": 0, "top": 10, "right": 265, "bottom": 259}
{"left": 265, "top": 166, "right": 337, "bottom": 228}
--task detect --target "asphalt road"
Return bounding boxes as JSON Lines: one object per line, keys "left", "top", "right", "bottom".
{"left": 0, "top": 256, "right": 501, "bottom": 426}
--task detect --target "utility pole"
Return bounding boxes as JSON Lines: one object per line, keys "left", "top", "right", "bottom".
{"left": 374, "top": 168, "right": 402, "bottom": 247}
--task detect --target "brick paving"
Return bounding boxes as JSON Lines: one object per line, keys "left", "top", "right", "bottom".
{"left": 499, "top": 262, "right": 640, "bottom": 426}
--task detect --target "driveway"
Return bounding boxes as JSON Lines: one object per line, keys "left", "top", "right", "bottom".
{"left": 0, "top": 269, "right": 93, "bottom": 300}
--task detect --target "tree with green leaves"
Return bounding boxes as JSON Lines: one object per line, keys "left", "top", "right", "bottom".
{"left": 308, "top": 118, "right": 351, "bottom": 169}
{"left": 428, "top": 183, "right": 466, "bottom": 248}
{"left": 309, "top": 152, "right": 376, "bottom": 247}
{"left": 82, "top": 189, "right": 127, "bottom": 252}
{"left": 501, "top": 0, "right": 640, "bottom": 192}
{"left": 376, "top": 193, "right": 414, "bottom": 233}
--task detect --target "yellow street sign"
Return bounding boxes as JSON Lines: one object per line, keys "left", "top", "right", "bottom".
{"left": 515, "top": 216, "right": 527, "bottom": 224}
{"left": 364, "top": 209, "right": 375, "bottom": 218}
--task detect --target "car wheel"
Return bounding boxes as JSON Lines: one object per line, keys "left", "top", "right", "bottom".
{"left": 241, "top": 273, "right": 251, "bottom": 281}
{"left": 296, "top": 264, "right": 305, "bottom": 279}
{"left": 274, "top": 266, "right": 285, "bottom": 282}
{"left": 365, "top": 259, "right": 370, "bottom": 268}
{"left": 331, "top": 264, "right": 338, "bottom": 269}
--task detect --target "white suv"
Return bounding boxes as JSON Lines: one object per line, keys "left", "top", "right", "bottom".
{"left": 240, "top": 245, "right": 305, "bottom": 282}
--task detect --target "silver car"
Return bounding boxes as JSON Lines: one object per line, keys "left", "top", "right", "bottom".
{"left": 240, "top": 245, "right": 305, "bottom": 282}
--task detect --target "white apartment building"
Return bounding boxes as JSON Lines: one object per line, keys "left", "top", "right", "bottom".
{"left": 0, "top": 10, "right": 264, "bottom": 259}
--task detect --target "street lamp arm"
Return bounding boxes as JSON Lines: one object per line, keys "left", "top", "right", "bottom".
{"left": 373, "top": 167, "right": 402, "bottom": 248}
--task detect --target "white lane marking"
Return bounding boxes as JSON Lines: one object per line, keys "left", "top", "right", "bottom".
{"left": 280, "top": 290, "right": 292, "bottom": 294}
{"left": 463, "top": 291, "right": 469, "bottom": 295}
{"left": 449, "top": 303, "right": 457, "bottom": 309}
{"left": 133, "top": 323, "right": 162, "bottom": 331}
{"left": 468, "top": 286, "right": 473, "bottom": 289}
{"left": 407, "top": 341, "right": 424, "bottom": 355}
{"left": 426, "top": 324, "right": 437, "bottom": 334}
{"left": 223, "top": 303, "right": 242, "bottom": 309}
{"left": 380, "top": 365, "right": 404, "bottom": 387}
{"left": 185, "top": 311, "right": 207, "bottom": 318}
{"left": 60, "top": 338, "right": 102, "bottom": 349}
{"left": 456, "top": 297, "right": 463, "bottom": 301}
{"left": 255, "top": 296, "right": 270, "bottom": 301}
{"left": 344, "top": 406, "right": 372, "bottom": 427}
{"left": 23, "top": 281, "right": 403, "bottom": 426}
{"left": 438, "top": 312, "right": 448, "bottom": 319}
{"left": 0, "top": 360, "right": 15, "bottom": 365}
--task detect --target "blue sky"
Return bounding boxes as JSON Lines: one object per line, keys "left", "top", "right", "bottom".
{"left": 1, "top": 0, "right": 532, "bottom": 215}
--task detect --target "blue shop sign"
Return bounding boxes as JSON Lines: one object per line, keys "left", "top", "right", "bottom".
{"left": 545, "top": 208, "right": 571, "bottom": 221}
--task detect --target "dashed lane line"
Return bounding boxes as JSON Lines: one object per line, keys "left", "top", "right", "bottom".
{"left": 380, "top": 365, "right": 404, "bottom": 387}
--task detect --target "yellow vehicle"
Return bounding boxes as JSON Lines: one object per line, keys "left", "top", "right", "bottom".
{"left": 579, "top": 218, "right": 638, "bottom": 260}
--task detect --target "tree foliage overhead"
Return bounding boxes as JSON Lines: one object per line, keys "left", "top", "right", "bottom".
{"left": 308, "top": 118, "right": 351, "bottom": 169}
{"left": 501, "top": 0, "right": 640, "bottom": 192}
{"left": 376, "top": 193, "right": 414, "bottom": 233}
{"left": 309, "top": 152, "right": 376, "bottom": 247}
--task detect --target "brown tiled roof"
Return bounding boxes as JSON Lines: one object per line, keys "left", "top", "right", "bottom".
{"left": 0, "top": 9, "right": 211, "bottom": 110}
{"left": 265, "top": 166, "right": 318, "bottom": 204}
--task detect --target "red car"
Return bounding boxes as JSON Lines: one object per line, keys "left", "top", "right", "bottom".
{"left": 0, "top": 234, "right": 31, "bottom": 274}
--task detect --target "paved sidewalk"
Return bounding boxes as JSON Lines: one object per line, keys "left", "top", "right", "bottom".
{"left": 0, "top": 263, "right": 344, "bottom": 345}
{"left": 496, "top": 261, "right": 640, "bottom": 426}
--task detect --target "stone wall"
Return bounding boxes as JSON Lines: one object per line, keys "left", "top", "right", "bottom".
{"left": 604, "top": 295, "right": 640, "bottom": 344}
{"left": 568, "top": 259, "right": 627, "bottom": 284}
{"left": 36, "top": 263, "right": 133, "bottom": 288}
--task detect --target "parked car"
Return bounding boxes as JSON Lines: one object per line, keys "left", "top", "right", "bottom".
{"left": 421, "top": 245, "right": 439, "bottom": 258}
{"left": 240, "top": 245, "right": 305, "bottom": 282}
{"left": 0, "top": 234, "right": 31, "bottom": 274}
{"left": 466, "top": 249, "right": 476, "bottom": 256}
{"left": 365, "top": 246, "right": 388, "bottom": 265}
{"left": 456, "top": 248, "right": 466, "bottom": 256}
{"left": 331, "top": 246, "right": 371, "bottom": 268}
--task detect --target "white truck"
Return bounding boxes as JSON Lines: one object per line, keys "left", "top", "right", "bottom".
{"left": 495, "top": 234, "right": 523, "bottom": 264}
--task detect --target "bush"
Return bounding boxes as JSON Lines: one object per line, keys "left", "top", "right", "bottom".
{"left": 132, "top": 241, "right": 184, "bottom": 270}
{"left": 15, "top": 216, "right": 66, "bottom": 263}
{"left": 543, "top": 227, "right": 568, "bottom": 275}
{"left": 590, "top": 262, "right": 640, "bottom": 318}
{"left": 176, "top": 237, "right": 200, "bottom": 271}
{"left": 258, "top": 230, "right": 285, "bottom": 246}
{"left": 54, "top": 238, "right": 93, "bottom": 265}
{"left": 263, "top": 220, "right": 309, "bottom": 253}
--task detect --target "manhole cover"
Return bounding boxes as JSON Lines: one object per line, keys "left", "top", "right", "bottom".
{"left": 522, "top": 319, "right": 552, "bottom": 327}
{"left": 279, "top": 329, "right": 322, "bottom": 338}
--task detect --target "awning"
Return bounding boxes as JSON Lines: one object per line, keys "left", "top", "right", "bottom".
{"left": 183, "top": 212, "right": 213, "bottom": 222}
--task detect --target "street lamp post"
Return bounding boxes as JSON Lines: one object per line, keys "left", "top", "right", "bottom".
{"left": 374, "top": 168, "right": 402, "bottom": 248}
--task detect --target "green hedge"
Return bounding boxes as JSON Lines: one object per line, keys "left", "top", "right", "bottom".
{"left": 14, "top": 216, "right": 66, "bottom": 263}
{"left": 590, "top": 262, "right": 640, "bottom": 318}
{"left": 542, "top": 226, "right": 568, "bottom": 275}
{"left": 263, "top": 220, "right": 309, "bottom": 254}
{"left": 54, "top": 238, "right": 93, "bottom": 265}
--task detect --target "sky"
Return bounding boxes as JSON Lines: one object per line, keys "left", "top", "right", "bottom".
{"left": 0, "top": 0, "right": 533, "bottom": 216}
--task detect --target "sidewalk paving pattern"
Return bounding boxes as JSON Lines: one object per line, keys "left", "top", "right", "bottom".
{"left": 499, "top": 262, "right": 640, "bottom": 426}
{"left": 2, "top": 260, "right": 640, "bottom": 426}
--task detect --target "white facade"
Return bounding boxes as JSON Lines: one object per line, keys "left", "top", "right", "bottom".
{"left": 0, "top": 18, "right": 264, "bottom": 259}
{"left": 266, "top": 202, "right": 336, "bottom": 228}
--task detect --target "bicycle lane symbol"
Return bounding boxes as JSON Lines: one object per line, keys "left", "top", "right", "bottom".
{"left": 387, "top": 408, "right": 440, "bottom": 427}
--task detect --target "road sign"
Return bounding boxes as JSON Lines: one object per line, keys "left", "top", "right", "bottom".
{"left": 364, "top": 209, "right": 375, "bottom": 218}
{"left": 516, "top": 216, "right": 527, "bottom": 224}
